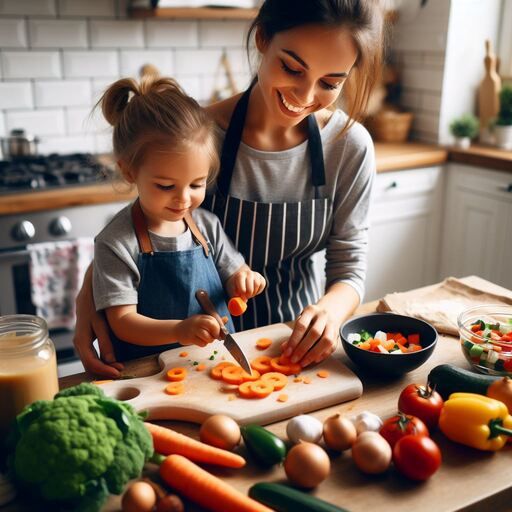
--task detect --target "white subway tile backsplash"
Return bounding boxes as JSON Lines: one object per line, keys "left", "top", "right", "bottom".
{"left": 394, "top": 29, "right": 446, "bottom": 53}
{"left": 6, "top": 109, "right": 65, "bottom": 136}
{"left": 0, "top": 81, "right": 33, "bottom": 109}
{"left": 2, "top": 51, "right": 61, "bottom": 79}
{"left": 175, "top": 49, "right": 223, "bottom": 75}
{"left": 0, "top": 112, "right": 5, "bottom": 136}
{"left": 58, "top": 0, "right": 116, "bottom": 17}
{"left": 402, "top": 67, "right": 444, "bottom": 92}
{"left": 200, "top": 72, "right": 250, "bottom": 104}
{"left": 400, "top": 89, "right": 422, "bottom": 111}
{"left": 94, "top": 132, "right": 113, "bottom": 154}
{"left": 0, "top": 19, "right": 27, "bottom": 48}
{"left": 200, "top": 21, "right": 248, "bottom": 48}
{"left": 423, "top": 52, "right": 445, "bottom": 68}
{"left": 0, "top": 0, "right": 56, "bottom": 16}
{"left": 225, "top": 48, "right": 251, "bottom": 74}
{"left": 422, "top": 92, "right": 442, "bottom": 113}
{"left": 120, "top": 50, "right": 173, "bottom": 78}
{"left": 174, "top": 75, "right": 201, "bottom": 101}
{"left": 146, "top": 21, "right": 198, "bottom": 48}
{"left": 66, "top": 106, "right": 109, "bottom": 134}
{"left": 35, "top": 80, "right": 91, "bottom": 107}
{"left": 91, "top": 20, "right": 144, "bottom": 48}
{"left": 413, "top": 112, "right": 440, "bottom": 134}
{"left": 92, "top": 78, "right": 116, "bottom": 102}
{"left": 63, "top": 51, "right": 119, "bottom": 78}
{"left": 37, "top": 134, "right": 95, "bottom": 155}
{"left": 29, "top": 19, "right": 88, "bottom": 49}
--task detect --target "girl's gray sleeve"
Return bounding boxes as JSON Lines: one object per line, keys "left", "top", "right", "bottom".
{"left": 325, "top": 124, "right": 375, "bottom": 302}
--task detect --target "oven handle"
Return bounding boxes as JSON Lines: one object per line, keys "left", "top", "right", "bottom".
{"left": 0, "top": 249, "right": 30, "bottom": 263}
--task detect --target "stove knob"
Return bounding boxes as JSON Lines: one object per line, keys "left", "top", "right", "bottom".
{"left": 12, "top": 220, "right": 35, "bottom": 242}
{"left": 49, "top": 216, "right": 72, "bottom": 236}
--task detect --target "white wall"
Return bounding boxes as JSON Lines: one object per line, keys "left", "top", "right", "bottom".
{"left": 0, "top": 0, "right": 252, "bottom": 155}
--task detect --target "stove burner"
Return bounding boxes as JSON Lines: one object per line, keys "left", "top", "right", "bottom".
{"left": 0, "top": 153, "right": 114, "bottom": 194}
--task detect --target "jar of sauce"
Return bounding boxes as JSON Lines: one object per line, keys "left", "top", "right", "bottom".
{"left": 0, "top": 315, "right": 58, "bottom": 437}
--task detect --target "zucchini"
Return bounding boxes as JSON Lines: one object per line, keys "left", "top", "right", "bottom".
{"left": 240, "top": 425, "right": 287, "bottom": 467}
{"left": 428, "top": 364, "right": 499, "bottom": 399}
{"left": 249, "top": 482, "right": 350, "bottom": 512}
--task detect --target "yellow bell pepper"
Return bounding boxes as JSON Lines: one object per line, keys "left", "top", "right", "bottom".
{"left": 439, "top": 392, "right": 512, "bottom": 451}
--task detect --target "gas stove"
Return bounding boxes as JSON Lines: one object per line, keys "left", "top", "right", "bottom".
{"left": 0, "top": 153, "right": 114, "bottom": 194}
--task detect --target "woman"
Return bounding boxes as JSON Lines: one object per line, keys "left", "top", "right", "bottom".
{"left": 74, "top": 0, "right": 384, "bottom": 377}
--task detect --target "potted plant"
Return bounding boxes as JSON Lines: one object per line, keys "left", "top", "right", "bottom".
{"left": 494, "top": 86, "right": 512, "bottom": 150}
{"left": 449, "top": 114, "right": 479, "bottom": 149}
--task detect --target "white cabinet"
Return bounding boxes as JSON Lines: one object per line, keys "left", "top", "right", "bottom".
{"left": 365, "top": 166, "right": 445, "bottom": 301}
{"left": 440, "top": 164, "right": 512, "bottom": 290}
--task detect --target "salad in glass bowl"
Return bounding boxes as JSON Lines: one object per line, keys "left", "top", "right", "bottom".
{"left": 458, "top": 305, "right": 512, "bottom": 376}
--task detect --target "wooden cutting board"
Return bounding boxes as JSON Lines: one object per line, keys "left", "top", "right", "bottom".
{"left": 97, "top": 323, "right": 362, "bottom": 426}
{"left": 478, "top": 39, "right": 501, "bottom": 131}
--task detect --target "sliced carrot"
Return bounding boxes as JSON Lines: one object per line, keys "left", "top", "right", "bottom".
{"left": 238, "top": 381, "right": 256, "bottom": 398}
{"left": 293, "top": 376, "right": 303, "bottom": 383}
{"left": 251, "top": 355, "right": 272, "bottom": 374}
{"left": 210, "top": 362, "right": 236, "bottom": 380}
{"left": 228, "top": 297, "right": 247, "bottom": 317}
{"left": 241, "top": 369, "right": 261, "bottom": 382}
{"left": 249, "top": 380, "right": 274, "bottom": 398}
{"left": 228, "top": 394, "right": 237, "bottom": 401}
{"left": 165, "top": 382, "right": 185, "bottom": 395}
{"left": 166, "top": 367, "right": 187, "bottom": 382}
{"left": 359, "top": 341, "right": 371, "bottom": 350}
{"left": 92, "top": 379, "right": 113, "bottom": 385}
{"left": 159, "top": 455, "right": 271, "bottom": 512}
{"left": 277, "top": 393, "right": 289, "bottom": 402}
{"left": 146, "top": 423, "right": 246, "bottom": 469}
{"left": 196, "top": 363, "right": 207, "bottom": 371}
{"left": 316, "top": 370, "right": 330, "bottom": 378}
{"left": 221, "top": 366, "right": 245, "bottom": 385}
{"left": 179, "top": 351, "right": 189, "bottom": 358}
{"left": 270, "top": 356, "right": 301, "bottom": 376}
{"left": 255, "top": 337, "right": 273, "bottom": 350}
{"left": 383, "top": 340, "right": 395, "bottom": 351}
{"left": 303, "top": 376, "right": 312, "bottom": 384}
{"left": 260, "top": 372, "right": 288, "bottom": 391}
{"left": 407, "top": 333, "right": 420, "bottom": 345}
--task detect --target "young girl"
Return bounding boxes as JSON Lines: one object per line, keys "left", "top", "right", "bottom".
{"left": 93, "top": 76, "right": 265, "bottom": 361}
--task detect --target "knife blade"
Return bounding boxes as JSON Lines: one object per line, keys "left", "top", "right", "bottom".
{"left": 195, "top": 289, "right": 252, "bottom": 375}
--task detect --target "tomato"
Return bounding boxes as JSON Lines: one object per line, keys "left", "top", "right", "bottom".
{"left": 379, "top": 413, "right": 429, "bottom": 448}
{"left": 393, "top": 435, "right": 442, "bottom": 481}
{"left": 398, "top": 384, "right": 444, "bottom": 429}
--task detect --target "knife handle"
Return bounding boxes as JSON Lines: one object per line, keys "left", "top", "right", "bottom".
{"left": 195, "top": 289, "right": 226, "bottom": 332}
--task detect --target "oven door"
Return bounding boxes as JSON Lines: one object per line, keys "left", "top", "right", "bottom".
{"left": 0, "top": 248, "right": 85, "bottom": 376}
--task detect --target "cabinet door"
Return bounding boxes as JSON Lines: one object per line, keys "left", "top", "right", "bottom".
{"left": 440, "top": 164, "right": 512, "bottom": 289}
{"left": 365, "top": 167, "right": 444, "bottom": 301}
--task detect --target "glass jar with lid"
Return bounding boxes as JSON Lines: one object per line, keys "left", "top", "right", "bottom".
{"left": 0, "top": 315, "right": 59, "bottom": 437}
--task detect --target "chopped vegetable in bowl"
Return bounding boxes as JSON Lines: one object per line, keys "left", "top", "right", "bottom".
{"left": 348, "top": 330, "right": 422, "bottom": 354}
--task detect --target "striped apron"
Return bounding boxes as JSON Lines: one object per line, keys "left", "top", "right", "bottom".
{"left": 203, "top": 85, "right": 333, "bottom": 330}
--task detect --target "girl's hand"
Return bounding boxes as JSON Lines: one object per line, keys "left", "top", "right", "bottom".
{"left": 281, "top": 304, "right": 340, "bottom": 367}
{"left": 227, "top": 268, "right": 266, "bottom": 300}
{"left": 174, "top": 315, "right": 222, "bottom": 347}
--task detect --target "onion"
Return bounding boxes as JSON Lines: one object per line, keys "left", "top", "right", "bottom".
{"left": 351, "top": 431, "right": 392, "bottom": 474}
{"left": 199, "top": 414, "right": 241, "bottom": 451}
{"left": 323, "top": 413, "right": 357, "bottom": 451}
{"left": 487, "top": 377, "right": 512, "bottom": 412}
{"left": 122, "top": 481, "right": 157, "bottom": 512}
{"left": 284, "top": 442, "right": 331, "bottom": 488}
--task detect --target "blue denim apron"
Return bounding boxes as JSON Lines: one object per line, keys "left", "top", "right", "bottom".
{"left": 111, "top": 199, "right": 234, "bottom": 361}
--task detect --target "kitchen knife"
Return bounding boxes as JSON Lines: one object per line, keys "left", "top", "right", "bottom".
{"left": 195, "top": 289, "right": 252, "bottom": 375}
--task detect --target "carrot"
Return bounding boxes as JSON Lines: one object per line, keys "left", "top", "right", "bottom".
{"left": 160, "top": 454, "right": 272, "bottom": 512}
{"left": 211, "top": 362, "right": 236, "bottom": 380}
{"left": 92, "top": 379, "right": 113, "bottom": 385}
{"left": 407, "top": 333, "right": 420, "bottom": 345}
{"left": 316, "top": 370, "right": 330, "bottom": 378}
{"left": 270, "top": 356, "right": 301, "bottom": 376}
{"left": 260, "top": 372, "right": 288, "bottom": 390}
{"left": 228, "top": 297, "right": 247, "bottom": 317}
{"left": 293, "top": 376, "right": 303, "bottom": 383}
{"left": 277, "top": 393, "right": 289, "bottom": 402}
{"left": 251, "top": 356, "right": 272, "bottom": 373}
{"left": 303, "top": 376, "right": 312, "bottom": 384}
{"left": 165, "top": 382, "right": 185, "bottom": 395}
{"left": 249, "top": 380, "right": 274, "bottom": 398}
{"left": 196, "top": 363, "right": 207, "bottom": 371}
{"left": 222, "top": 366, "right": 245, "bottom": 384}
{"left": 255, "top": 337, "right": 273, "bottom": 350}
{"left": 238, "top": 381, "right": 256, "bottom": 398}
{"left": 166, "top": 367, "right": 187, "bottom": 382}
{"left": 241, "top": 369, "right": 261, "bottom": 382}
{"left": 179, "top": 351, "right": 189, "bottom": 358}
{"left": 145, "top": 422, "right": 246, "bottom": 468}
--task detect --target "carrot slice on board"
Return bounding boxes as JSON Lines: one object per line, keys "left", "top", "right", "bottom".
{"left": 277, "top": 393, "right": 289, "bottom": 402}
{"left": 228, "top": 297, "right": 247, "bottom": 317}
{"left": 210, "top": 362, "right": 236, "bottom": 380}
{"left": 316, "top": 370, "right": 330, "bottom": 378}
{"left": 249, "top": 380, "right": 274, "bottom": 398}
{"left": 221, "top": 366, "right": 245, "bottom": 385}
{"left": 241, "top": 369, "right": 261, "bottom": 382}
{"left": 165, "top": 382, "right": 185, "bottom": 395}
{"left": 293, "top": 376, "right": 303, "bottom": 383}
{"left": 179, "top": 351, "right": 189, "bottom": 358}
{"left": 166, "top": 367, "right": 187, "bottom": 382}
{"left": 260, "top": 372, "right": 288, "bottom": 391}
{"left": 196, "top": 363, "right": 207, "bottom": 371}
{"left": 238, "top": 381, "right": 256, "bottom": 398}
{"left": 270, "top": 356, "right": 301, "bottom": 376}
{"left": 303, "top": 376, "right": 312, "bottom": 384}
{"left": 251, "top": 356, "right": 272, "bottom": 374}
{"left": 255, "top": 337, "right": 273, "bottom": 350}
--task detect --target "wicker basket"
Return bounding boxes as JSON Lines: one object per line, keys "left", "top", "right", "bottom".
{"left": 366, "top": 110, "right": 414, "bottom": 143}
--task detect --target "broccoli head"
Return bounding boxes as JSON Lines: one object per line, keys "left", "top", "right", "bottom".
{"left": 7, "top": 382, "right": 153, "bottom": 511}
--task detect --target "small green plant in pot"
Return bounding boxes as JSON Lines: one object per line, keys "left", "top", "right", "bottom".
{"left": 449, "top": 114, "right": 479, "bottom": 149}
{"left": 494, "top": 86, "right": 512, "bottom": 150}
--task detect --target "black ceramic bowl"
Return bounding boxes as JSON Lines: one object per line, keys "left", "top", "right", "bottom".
{"left": 340, "top": 313, "right": 438, "bottom": 376}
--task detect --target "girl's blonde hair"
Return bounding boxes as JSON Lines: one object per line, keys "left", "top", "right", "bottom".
{"left": 98, "top": 75, "right": 219, "bottom": 182}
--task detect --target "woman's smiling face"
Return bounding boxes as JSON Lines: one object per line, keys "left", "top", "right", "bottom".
{"left": 255, "top": 23, "right": 358, "bottom": 127}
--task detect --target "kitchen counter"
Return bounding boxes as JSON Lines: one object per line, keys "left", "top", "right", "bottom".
{"left": 449, "top": 143, "right": 512, "bottom": 173}
{"left": 29, "top": 275, "right": 507, "bottom": 512}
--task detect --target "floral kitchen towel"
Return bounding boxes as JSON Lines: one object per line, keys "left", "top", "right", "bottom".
{"left": 28, "top": 238, "right": 94, "bottom": 329}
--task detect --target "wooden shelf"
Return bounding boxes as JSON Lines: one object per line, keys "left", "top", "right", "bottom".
{"left": 129, "top": 7, "right": 259, "bottom": 19}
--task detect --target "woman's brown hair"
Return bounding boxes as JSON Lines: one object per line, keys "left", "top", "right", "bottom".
{"left": 98, "top": 75, "right": 219, "bottom": 181}
{"left": 247, "top": 0, "right": 387, "bottom": 136}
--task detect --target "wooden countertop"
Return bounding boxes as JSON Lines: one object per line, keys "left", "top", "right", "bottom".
{"left": 449, "top": 143, "right": 512, "bottom": 173}
{"left": 32, "top": 275, "right": 507, "bottom": 512}
{"left": 374, "top": 142, "right": 448, "bottom": 172}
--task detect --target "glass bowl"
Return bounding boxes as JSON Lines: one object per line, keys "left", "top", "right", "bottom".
{"left": 458, "top": 305, "right": 512, "bottom": 376}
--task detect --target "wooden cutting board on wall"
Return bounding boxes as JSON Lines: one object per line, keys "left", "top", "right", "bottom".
{"left": 97, "top": 323, "right": 362, "bottom": 426}
{"left": 478, "top": 39, "right": 502, "bottom": 131}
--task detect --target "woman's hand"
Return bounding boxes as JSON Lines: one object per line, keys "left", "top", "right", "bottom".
{"left": 281, "top": 304, "right": 339, "bottom": 367}
{"left": 73, "top": 265, "right": 124, "bottom": 378}
{"left": 226, "top": 266, "right": 266, "bottom": 300}
{"left": 173, "top": 315, "right": 222, "bottom": 347}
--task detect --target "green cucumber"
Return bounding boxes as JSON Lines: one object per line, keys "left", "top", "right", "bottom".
{"left": 240, "top": 425, "right": 287, "bottom": 467}
{"left": 249, "top": 482, "right": 350, "bottom": 512}
{"left": 427, "top": 364, "right": 500, "bottom": 399}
